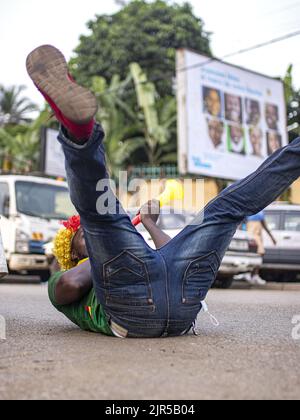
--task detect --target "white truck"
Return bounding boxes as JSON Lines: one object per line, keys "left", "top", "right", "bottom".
{"left": 0, "top": 175, "right": 75, "bottom": 281}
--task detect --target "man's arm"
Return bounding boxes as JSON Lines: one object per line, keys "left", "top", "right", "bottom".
{"left": 140, "top": 200, "right": 172, "bottom": 249}
{"left": 55, "top": 260, "right": 93, "bottom": 305}
{"left": 262, "top": 219, "right": 277, "bottom": 245}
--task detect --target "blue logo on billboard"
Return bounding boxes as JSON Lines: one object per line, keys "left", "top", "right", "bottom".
{"left": 193, "top": 157, "right": 212, "bottom": 169}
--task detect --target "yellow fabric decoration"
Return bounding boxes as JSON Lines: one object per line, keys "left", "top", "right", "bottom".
{"left": 53, "top": 227, "right": 77, "bottom": 271}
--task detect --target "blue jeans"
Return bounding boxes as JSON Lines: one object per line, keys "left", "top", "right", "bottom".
{"left": 58, "top": 124, "right": 300, "bottom": 338}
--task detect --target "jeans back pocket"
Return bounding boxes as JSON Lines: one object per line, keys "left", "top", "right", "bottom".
{"left": 103, "top": 250, "right": 154, "bottom": 308}
{"left": 182, "top": 251, "right": 220, "bottom": 304}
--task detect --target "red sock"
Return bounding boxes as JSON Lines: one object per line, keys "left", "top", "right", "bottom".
{"left": 37, "top": 74, "right": 94, "bottom": 141}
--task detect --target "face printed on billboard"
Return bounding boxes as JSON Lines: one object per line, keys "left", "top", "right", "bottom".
{"left": 203, "top": 87, "right": 222, "bottom": 118}
{"left": 227, "top": 124, "right": 246, "bottom": 155}
{"left": 265, "top": 103, "right": 279, "bottom": 131}
{"left": 245, "top": 99, "right": 261, "bottom": 126}
{"left": 249, "top": 126, "right": 264, "bottom": 158}
{"left": 225, "top": 94, "right": 243, "bottom": 124}
{"left": 267, "top": 131, "right": 282, "bottom": 155}
{"left": 206, "top": 118, "right": 225, "bottom": 151}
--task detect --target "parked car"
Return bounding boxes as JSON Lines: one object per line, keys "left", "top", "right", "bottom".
{"left": 133, "top": 210, "right": 262, "bottom": 289}
{"left": 261, "top": 204, "right": 300, "bottom": 282}
{"left": 216, "top": 229, "right": 262, "bottom": 288}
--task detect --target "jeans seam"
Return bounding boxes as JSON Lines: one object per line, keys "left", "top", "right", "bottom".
{"left": 103, "top": 250, "right": 153, "bottom": 305}
{"left": 158, "top": 251, "right": 170, "bottom": 335}
{"left": 182, "top": 251, "right": 219, "bottom": 303}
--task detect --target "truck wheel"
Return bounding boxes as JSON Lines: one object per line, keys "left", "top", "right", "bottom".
{"left": 39, "top": 271, "right": 51, "bottom": 283}
{"left": 283, "top": 272, "right": 298, "bottom": 283}
{"left": 214, "top": 277, "right": 234, "bottom": 289}
{"left": 28, "top": 270, "right": 50, "bottom": 283}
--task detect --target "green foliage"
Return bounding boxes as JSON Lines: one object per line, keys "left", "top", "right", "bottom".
{"left": 0, "top": 67, "right": 177, "bottom": 176}
{"left": 130, "top": 62, "right": 177, "bottom": 165}
{"left": 70, "top": 0, "right": 211, "bottom": 96}
{"left": 0, "top": 83, "right": 44, "bottom": 172}
{"left": 0, "top": 85, "right": 37, "bottom": 126}
{"left": 91, "top": 62, "right": 177, "bottom": 174}
{"left": 284, "top": 65, "right": 293, "bottom": 104}
{"left": 90, "top": 56, "right": 178, "bottom": 175}
{"left": 0, "top": 109, "right": 50, "bottom": 173}
{"left": 91, "top": 74, "right": 146, "bottom": 177}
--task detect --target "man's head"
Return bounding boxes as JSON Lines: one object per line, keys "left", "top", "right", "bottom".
{"left": 204, "top": 88, "right": 222, "bottom": 117}
{"left": 71, "top": 227, "right": 88, "bottom": 262}
{"left": 53, "top": 215, "right": 88, "bottom": 271}
{"left": 225, "top": 94, "right": 242, "bottom": 123}
{"left": 249, "top": 126, "right": 263, "bottom": 157}
{"left": 207, "top": 118, "right": 224, "bottom": 148}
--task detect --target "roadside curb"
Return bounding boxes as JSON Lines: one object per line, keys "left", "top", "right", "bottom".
{"left": 233, "top": 281, "right": 300, "bottom": 291}
{"left": 263, "top": 283, "right": 300, "bottom": 291}
{"left": 0, "top": 275, "right": 41, "bottom": 285}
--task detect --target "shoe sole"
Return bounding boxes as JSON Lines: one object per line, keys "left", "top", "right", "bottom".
{"left": 26, "top": 45, "right": 98, "bottom": 124}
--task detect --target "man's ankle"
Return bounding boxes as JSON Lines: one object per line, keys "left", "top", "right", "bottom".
{"left": 62, "top": 119, "right": 95, "bottom": 144}
{"left": 66, "top": 129, "right": 89, "bottom": 144}
{"left": 61, "top": 125, "right": 90, "bottom": 145}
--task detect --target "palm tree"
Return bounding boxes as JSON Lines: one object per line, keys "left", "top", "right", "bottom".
{"left": 0, "top": 109, "right": 49, "bottom": 173}
{"left": 92, "top": 75, "right": 145, "bottom": 178}
{"left": 130, "top": 63, "right": 177, "bottom": 165}
{"left": 92, "top": 65, "right": 178, "bottom": 176}
{"left": 0, "top": 85, "right": 38, "bottom": 127}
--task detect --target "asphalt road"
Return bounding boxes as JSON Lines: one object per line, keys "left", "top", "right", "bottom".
{"left": 0, "top": 284, "right": 300, "bottom": 400}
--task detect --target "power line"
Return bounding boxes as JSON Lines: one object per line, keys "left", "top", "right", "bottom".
{"left": 223, "top": 29, "right": 300, "bottom": 59}
{"left": 178, "top": 29, "right": 300, "bottom": 73}
{"left": 96, "top": 29, "right": 300, "bottom": 99}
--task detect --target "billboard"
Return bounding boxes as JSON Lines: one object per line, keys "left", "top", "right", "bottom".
{"left": 40, "top": 128, "right": 66, "bottom": 179}
{"left": 177, "top": 49, "right": 288, "bottom": 180}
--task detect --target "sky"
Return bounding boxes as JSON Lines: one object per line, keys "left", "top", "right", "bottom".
{"left": 1, "top": 0, "right": 300, "bottom": 110}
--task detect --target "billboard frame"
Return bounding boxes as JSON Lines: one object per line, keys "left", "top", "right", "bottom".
{"left": 40, "top": 127, "right": 67, "bottom": 179}
{"left": 177, "top": 48, "right": 288, "bottom": 179}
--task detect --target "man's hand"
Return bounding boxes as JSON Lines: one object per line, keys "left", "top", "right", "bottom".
{"left": 138, "top": 199, "right": 171, "bottom": 249}
{"left": 139, "top": 199, "right": 161, "bottom": 228}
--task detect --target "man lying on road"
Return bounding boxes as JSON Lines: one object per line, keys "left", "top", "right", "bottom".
{"left": 49, "top": 202, "right": 171, "bottom": 337}
{"left": 27, "top": 45, "right": 300, "bottom": 338}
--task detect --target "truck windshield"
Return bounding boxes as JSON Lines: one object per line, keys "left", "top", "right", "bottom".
{"left": 15, "top": 181, "right": 76, "bottom": 220}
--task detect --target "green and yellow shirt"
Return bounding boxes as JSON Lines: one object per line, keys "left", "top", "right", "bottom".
{"left": 48, "top": 272, "right": 113, "bottom": 336}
